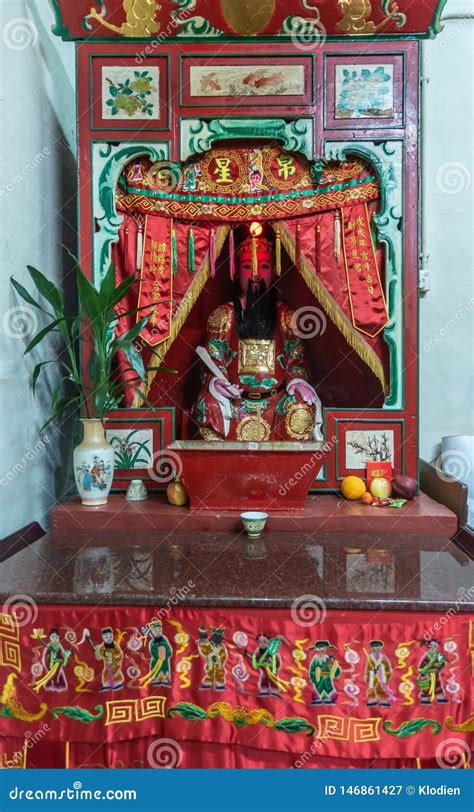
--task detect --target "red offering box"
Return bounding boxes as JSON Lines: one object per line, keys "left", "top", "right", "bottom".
{"left": 366, "top": 461, "right": 393, "bottom": 489}
{"left": 170, "top": 441, "right": 326, "bottom": 511}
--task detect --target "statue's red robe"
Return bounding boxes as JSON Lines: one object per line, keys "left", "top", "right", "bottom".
{"left": 192, "top": 301, "right": 317, "bottom": 442}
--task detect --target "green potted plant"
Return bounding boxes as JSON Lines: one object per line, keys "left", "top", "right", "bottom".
{"left": 11, "top": 262, "right": 160, "bottom": 506}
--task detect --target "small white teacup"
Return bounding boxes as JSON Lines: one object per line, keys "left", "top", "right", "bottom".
{"left": 241, "top": 511, "right": 268, "bottom": 539}
{"left": 126, "top": 479, "right": 148, "bottom": 501}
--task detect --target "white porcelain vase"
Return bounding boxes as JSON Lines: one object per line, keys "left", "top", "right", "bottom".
{"left": 73, "top": 419, "right": 114, "bottom": 506}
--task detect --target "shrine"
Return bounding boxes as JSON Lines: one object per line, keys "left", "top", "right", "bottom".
{"left": 0, "top": 0, "right": 472, "bottom": 776}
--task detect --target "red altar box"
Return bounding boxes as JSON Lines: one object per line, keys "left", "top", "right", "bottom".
{"left": 170, "top": 441, "right": 326, "bottom": 512}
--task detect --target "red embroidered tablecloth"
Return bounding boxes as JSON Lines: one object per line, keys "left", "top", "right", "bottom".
{"left": 1, "top": 605, "right": 472, "bottom": 769}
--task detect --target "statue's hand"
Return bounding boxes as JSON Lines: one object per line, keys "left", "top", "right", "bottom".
{"left": 287, "top": 379, "right": 317, "bottom": 405}
{"left": 212, "top": 377, "right": 242, "bottom": 400}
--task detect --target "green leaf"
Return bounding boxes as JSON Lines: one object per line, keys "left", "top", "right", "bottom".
{"left": 115, "top": 316, "right": 148, "bottom": 347}
{"left": 27, "top": 266, "right": 63, "bottom": 315}
{"left": 167, "top": 702, "right": 208, "bottom": 721}
{"left": 24, "top": 317, "right": 64, "bottom": 355}
{"left": 76, "top": 266, "right": 101, "bottom": 323}
{"left": 10, "top": 277, "right": 49, "bottom": 314}
{"left": 32, "top": 361, "right": 53, "bottom": 394}
{"left": 131, "top": 385, "right": 154, "bottom": 410}
{"left": 109, "top": 273, "right": 136, "bottom": 310}
{"left": 98, "top": 262, "right": 117, "bottom": 309}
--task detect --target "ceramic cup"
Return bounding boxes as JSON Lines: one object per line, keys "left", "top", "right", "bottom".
{"left": 125, "top": 479, "right": 148, "bottom": 501}
{"left": 241, "top": 511, "right": 268, "bottom": 539}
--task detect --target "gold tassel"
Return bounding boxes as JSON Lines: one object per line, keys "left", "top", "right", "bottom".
{"left": 141, "top": 225, "right": 231, "bottom": 399}
{"left": 251, "top": 235, "right": 258, "bottom": 277}
{"left": 296, "top": 222, "right": 302, "bottom": 270}
{"left": 276, "top": 222, "right": 388, "bottom": 396}
{"left": 275, "top": 224, "right": 281, "bottom": 277}
{"left": 334, "top": 210, "right": 342, "bottom": 265}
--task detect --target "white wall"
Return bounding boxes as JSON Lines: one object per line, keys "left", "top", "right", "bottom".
{"left": 420, "top": 3, "right": 474, "bottom": 461}
{"left": 0, "top": 1, "right": 472, "bottom": 536}
{"left": 0, "top": 0, "right": 76, "bottom": 536}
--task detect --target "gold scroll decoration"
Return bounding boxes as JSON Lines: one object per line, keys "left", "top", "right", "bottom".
{"left": 220, "top": 0, "right": 275, "bottom": 35}
{"left": 336, "top": 0, "right": 405, "bottom": 35}
{"left": 87, "top": 0, "right": 161, "bottom": 37}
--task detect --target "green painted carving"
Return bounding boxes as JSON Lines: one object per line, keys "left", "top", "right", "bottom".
{"left": 427, "top": 0, "right": 449, "bottom": 38}
{"left": 279, "top": 0, "right": 325, "bottom": 40}
{"left": 324, "top": 140, "right": 403, "bottom": 409}
{"left": 380, "top": 1, "right": 406, "bottom": 29}
{"left": 181, "top": 118, "right": 314, "bottom": 163}
{"left": 92, "top": 141, "right": 169, "bottom": 285}
{"left": 171, "top": 0, "right": 224, "bottom": 37}
{"left": 48, "top": 0, "right": 71, "bottom": 39}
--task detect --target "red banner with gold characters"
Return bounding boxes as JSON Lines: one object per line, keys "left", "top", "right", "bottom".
{"left": 342, "top": 203, "right": 389, "bottom": 338}
{"left": 0, "top": 605, "right": 472, "bottom": 769}
{"left": 137, "top": 215, "right": 173, "bottom": 347}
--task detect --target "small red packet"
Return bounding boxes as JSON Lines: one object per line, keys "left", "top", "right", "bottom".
{"left": 366, "top": 461, "right": 393, "bottom": 489}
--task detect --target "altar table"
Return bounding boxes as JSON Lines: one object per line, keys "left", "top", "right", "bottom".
{"left": 0, "top": 531, "right": 472, "bottom": 770}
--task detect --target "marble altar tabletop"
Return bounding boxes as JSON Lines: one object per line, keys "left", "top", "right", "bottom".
{"left": 0, "top": 531, "right": 472, "bottom": 613}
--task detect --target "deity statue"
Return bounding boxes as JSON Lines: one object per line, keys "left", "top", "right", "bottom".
{"left": 192, "top": 225, "right": 322, "bottom": 442}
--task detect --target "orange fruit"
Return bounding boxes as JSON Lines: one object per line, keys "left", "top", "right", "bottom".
{"left": 341, "top": 476, "right": 366, "bottom": 501}
{"left": 361, "top": 491, "right": 373, "bottom": 505}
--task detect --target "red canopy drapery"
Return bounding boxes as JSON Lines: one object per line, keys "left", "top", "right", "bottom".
{"left": 114, "top": 145, "right": 390, "bottom": 402}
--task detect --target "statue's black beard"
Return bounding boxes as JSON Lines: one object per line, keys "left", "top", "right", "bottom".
{"left": 234, "top": 279, "right": 277, "bottom": 340}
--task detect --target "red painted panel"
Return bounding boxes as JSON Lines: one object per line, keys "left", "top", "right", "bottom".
{"left": 52, "top": 0, "right": 445, "bottom": 40}
{"left": 76, "top": 39, "right": 421, "bottom": 487}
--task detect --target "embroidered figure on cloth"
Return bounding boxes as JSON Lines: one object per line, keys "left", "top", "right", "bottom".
{"left": 197, "top": 625, "right": 228, "bottom": 691}
{"left": 140, "top": 618, "right": 173, "bottom": 688}
{"left": 34, "top": 629, "right": 71, "bottom": 693}
{"left": 309, "top": 640, "right": 341, "bottom": 705}
{"left": 364, "top": 640, "right": 396, "bottom": 707}
{"left": 249, "top": 634, "right": 289, "bottom": 698}
{"left": 417, "top": 639, "right": 448, "bottom": 704}
{"left": 91, "top": 627, "right": 125, "bottom": 692}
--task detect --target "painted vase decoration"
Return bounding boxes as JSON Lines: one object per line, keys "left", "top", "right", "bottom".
{"left": 73, "top": 419, "right": 114, "bottom": 506}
